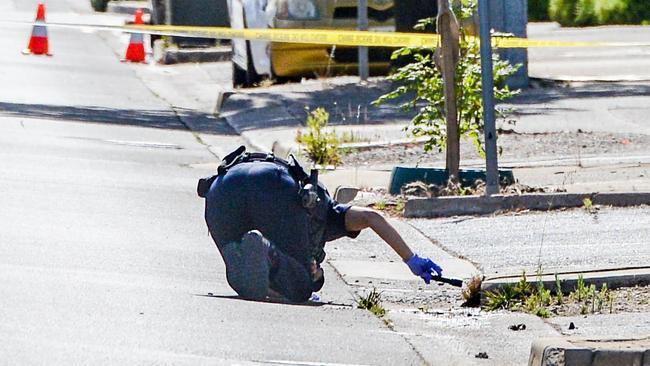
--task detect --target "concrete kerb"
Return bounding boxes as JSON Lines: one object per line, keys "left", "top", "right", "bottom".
{"left": 106, "top": 1, "right": 150, "bottom": 15}
{"left": 404, "top": 192, "right": 650, "bottom": 218}
{"left": 159, "top": 46, "right": 232, "bottom": 65}
{"left": 529, "top": 337, "right": 650, "bottom": 366}
{"left": 482, "top": 267, "right": 650, "bottom": 297}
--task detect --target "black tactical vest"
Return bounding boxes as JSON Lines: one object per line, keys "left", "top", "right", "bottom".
{"left": 197, "top": 146, "right": 330, "bottom": 264}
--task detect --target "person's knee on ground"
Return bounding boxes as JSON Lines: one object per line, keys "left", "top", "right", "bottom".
{"left": 222, "top": 230, "right": 315, "bottom": 302}
{"left": 221, "top": 230, "right": 272, "bottom": 300}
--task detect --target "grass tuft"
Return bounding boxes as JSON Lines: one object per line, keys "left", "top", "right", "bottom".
{"left": 356, "top": 288, "right": 386, "bottom": 317}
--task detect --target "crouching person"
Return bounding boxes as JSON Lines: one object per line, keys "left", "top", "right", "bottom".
{"left": 198, "top": 146, "right": 443, "bottom": 302}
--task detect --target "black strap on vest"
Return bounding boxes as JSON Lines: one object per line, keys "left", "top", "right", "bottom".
{"left": 197, "top": 146, "right": 310, "bottom": 198}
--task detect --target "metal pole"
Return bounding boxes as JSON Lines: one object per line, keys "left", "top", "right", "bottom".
{"left": 478, "top": 0, "right": 499, "bottom": 196}
{"left": 436, "top": 0, "right": 460, "bottom": 182}
{"left": 358, "top": 0, "right": 369, "bottom": 82}
{"left": 164, "top": 0, "right": 172, "bottom": 25}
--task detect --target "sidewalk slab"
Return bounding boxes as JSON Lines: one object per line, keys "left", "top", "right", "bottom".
{"left": 387, "top": 310, "right": 559, "bottom": 366}
{"left": 326, "top": 218, "right": 479, "bottom": 276}
{"left": 330, "top": 258, "right": 477, "bottom": 283}
{"left": 529, "top": 337, "right": 650, "bottom": 366}
{"left": 408, "top": 206, "right": 650, "bottom": 279}
{"left": 405, "top": 192, "right": 650, "bottom": 218}
{"left": 547, "top": 313, "right": 650, "bottom": 339}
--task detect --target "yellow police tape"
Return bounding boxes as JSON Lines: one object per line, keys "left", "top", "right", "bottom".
{"left": 130, "top": 24, "right": 627, "bottom": 48}
{"left": 3, "top": 19, "right": 650, "bottom": 48}
{"left": 131, "top": 24, "right": 443, "bottom": 48}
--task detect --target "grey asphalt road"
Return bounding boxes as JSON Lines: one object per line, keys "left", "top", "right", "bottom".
{"left": 0, "top": 1, "right": 423, "bottom": 364}
{"left": 408, "top": 207, "right": 650, "bottom": 276}
{"left": 528, "top": 23, "right": 650, "bottom": 81}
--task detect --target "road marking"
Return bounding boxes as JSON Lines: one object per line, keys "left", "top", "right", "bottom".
{"left": 104, "top": 139, "right": 182, "bottom": 149}
{"left": 256, "top": 360, "right": 370, "bottom": 366}
{"left": 66, "top": 136, "right": 182, "bottom": 149}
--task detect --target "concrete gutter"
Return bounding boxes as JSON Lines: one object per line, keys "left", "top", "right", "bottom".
{"left": 404, "top": 192, "right": 650, "bottom": 218}
{"left": 482, "top": 267, "right": 650, "bottom": 295}
{"left": 529, "top": 337, "right": 650, "bottom": 366}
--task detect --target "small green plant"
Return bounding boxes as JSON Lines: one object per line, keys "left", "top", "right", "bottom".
{"left": 373, "top": 200, "right": 387, "bottom": 210}
{"left": 582, "top": 197, "right": 598, "bottom": 214}
{"left": 571, "top": 275, "right": 587, "bottom": 301}
{"left": 522, "top": 272, "right": 553, "bottom": 317}
{"left": 571, "top": 275, "right": 594, "bottom": 302}
{"left": 555, "top": 273, "right": 564, "bottom": 305}
{"left": 395, "top": 198, "right": 406, "bottom": 213}
{"left": 296, "top": 108, "right": 341, "bottom": 166}
{"left": 596, "top": 283, "right": 609, "bottom": 312}
{"left": 485, "top": 271, "right": 618, "bottom": 318}
{"left": 568, "top": 277, "right": 616, "bottom": 315}
{"left": 356, "top": 288, "right": 386, "bottom": 317}
{"left": 485, "top": 284, "right": 520, "bottom": 311}
{"left": 373, "top": 1, "right": 520, "bottom": 159}
{"left": 532, "top": 305, "right": 551, "bottom": 318}
{"left": 338, "top": 130, "right": 369, "bottom": 144}
{"left": 515, "top": 271, "right": 531, "bottom": 297}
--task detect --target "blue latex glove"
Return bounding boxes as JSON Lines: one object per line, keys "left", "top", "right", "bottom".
{"left": 405, "top": 254, "right": 443, "bottom": 284}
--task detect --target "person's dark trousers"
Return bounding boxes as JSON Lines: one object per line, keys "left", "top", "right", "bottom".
{"left": 268, "top": 244, "right": 314, "bottom": 302}
{"left": 204, "top": 161, "right": 316, "bottom": 303}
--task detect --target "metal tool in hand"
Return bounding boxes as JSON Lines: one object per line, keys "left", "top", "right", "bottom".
{"left": 431, "top": 276, "right": 463, "bottom": 287}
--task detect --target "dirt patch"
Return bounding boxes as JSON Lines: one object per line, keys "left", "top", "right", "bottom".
{"left": 547, "top": 285, "right": 650, "bottom": 317}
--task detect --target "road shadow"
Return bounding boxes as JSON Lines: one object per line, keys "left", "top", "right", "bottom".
{"left": 221, "top": 80, "right": 415, "bottom": 132}
{"left": 509, "top": 80, "right": 650, "bottom": 106}
{"left": 196, "top": 293, "right": 353, "bottom": 308}
{"left": 0, "top": 101, "right": 237, "bottom": 135}
{"left": 222, "top": 79, "right": 650, "bottom": 131}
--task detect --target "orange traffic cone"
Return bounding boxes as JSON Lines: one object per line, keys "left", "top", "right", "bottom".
{"left": 123, "top": 9, "right": 146, "bottom": 63}
{"left": 23, "top": 3, "right": 51, "bottom": 56}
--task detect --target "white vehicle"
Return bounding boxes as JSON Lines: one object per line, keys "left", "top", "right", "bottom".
{"left": 227, "top": 0, "right": 398, "bottom": 87}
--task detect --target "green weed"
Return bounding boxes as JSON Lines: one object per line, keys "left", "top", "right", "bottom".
{"left": 338, "top": 131, "right": 369, "bottom": 144}
{"left": 571, "top": 275, "right": 589, "bottom": 301}
{"left": 356, "top": 288, "right": 386, "bottom": 317}
{"left": 485, "top": 285, "right": 521, "bottom": 311}
{"left": 485, "top": 270, "right": 615, "bottom": 317}
{"left": 582, "top": 198, "right": 598, "bottom": 214}
{"left": 555, "top": 273, "right": 564, "bottom": 305}
{"left": 395, "top": 198, "right": 406, "bottom": 213}
{"left": 296, "top": 108, "right": 341, "bottom": 166}
{"left": 515, "top": 271, "right": 531, "bottom": 297}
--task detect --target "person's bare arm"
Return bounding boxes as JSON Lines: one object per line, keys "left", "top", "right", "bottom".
{"left": 344, "top": 206, "right": 414, "bottom": 261}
